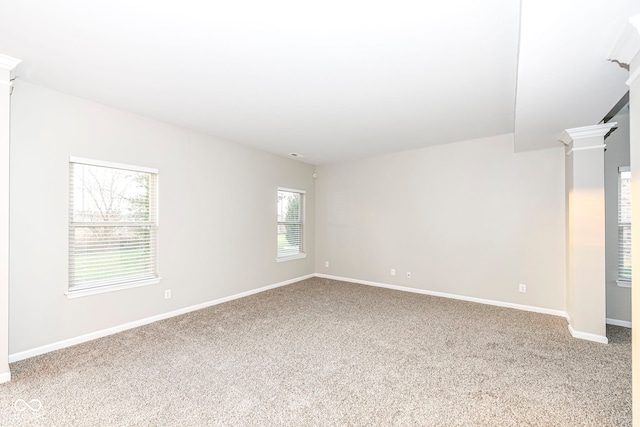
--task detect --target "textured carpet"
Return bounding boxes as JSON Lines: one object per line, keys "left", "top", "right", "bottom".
{"left": 0, "top": 278, "right": 631, "bottom": 426}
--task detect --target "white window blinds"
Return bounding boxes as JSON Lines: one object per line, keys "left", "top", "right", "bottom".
{"left": 277, "top": 189, "right": 304, "bottom": 259}
{"left": 618, "top": 166, "right": 631, "bottom": 284}
{"left": 69, "top": 158, "right": 159, "bottom": 292}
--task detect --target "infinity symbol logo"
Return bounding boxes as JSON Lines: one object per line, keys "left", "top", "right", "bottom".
{"left": 13, "top": 399, "right": 42, "bottom": 412}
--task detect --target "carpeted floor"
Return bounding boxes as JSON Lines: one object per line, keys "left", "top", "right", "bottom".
{"left": 0, "top": 277, "right": 632, "bottom": 426}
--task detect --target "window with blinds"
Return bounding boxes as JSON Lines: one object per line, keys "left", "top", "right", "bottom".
{"left": 69, "top": 158, "right": 159, "bottom": 294}
{"left": 277, "top": 188, "right": 305, "bottom": 260}
{"left": 618, "top": 166, "right": 631, "bottom": 285}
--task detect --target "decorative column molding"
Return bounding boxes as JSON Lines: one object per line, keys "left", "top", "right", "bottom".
{"left": 0, "top": 53, "right": 20, "bottom": 384}
{"left": 608, "top": 14, "right": 640, "bottom": 86}
{"left": 563, "top": 122, "right": 610, "bottom": 344}
{"left": 559, "top": 123, "right": 617, "bottom": 154}
{"left": 0, "top": 54, "right": 21, "bottom": 87}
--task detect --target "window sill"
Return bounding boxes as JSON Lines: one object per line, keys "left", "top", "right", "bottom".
{"left": 276, "top": 253, "right": 307, "bottom": 263}
{"left": 66, "top": 277, "right": 161, "bottom": 299}
{"left": 616, "top": 280, "right": 631, "bottom": 288}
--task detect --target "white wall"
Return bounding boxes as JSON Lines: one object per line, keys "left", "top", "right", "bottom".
{"left": 315, "top": 134, "right": 566, "bottom": 311}
{"left": 9, "top": 82, "right": 315, "bottom": 354}
{"left": 604, "top": 111, "right": 631, "bottom": 323}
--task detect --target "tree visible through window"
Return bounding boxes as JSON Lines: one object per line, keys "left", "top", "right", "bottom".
{"left": 69, "top": 158, "right": 159, "bottom": 293}
{"left": 277, "top": 189, "right": 305, "bottom": 259}
{"left": 618, "top": 167, "right": 631, "bottom": 284}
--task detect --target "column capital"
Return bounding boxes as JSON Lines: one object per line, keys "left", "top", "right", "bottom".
{"left": 608, "top": 14, "right": 640, "bottom": 86}
{"left": 0, "top": 54, "right": 21, "bottom": 87}
{"left": 559, "top": 123, "right": 617, "bottom": 154}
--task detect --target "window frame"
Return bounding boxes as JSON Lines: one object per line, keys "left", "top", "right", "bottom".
{"left": 67, "top": 157, "right": 160, "bottom": 298}
{"left": 276, "top": 187, "right": 306, "bottom": 262}
{"left": 617, "top": 165, "right": 631, "bottom": 287}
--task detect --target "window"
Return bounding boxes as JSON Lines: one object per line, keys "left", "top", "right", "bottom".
{"left": 277, "top": 188, "right": 305, "bottom": 261}
{"left": 618, "top": 166, "right": 631, "bottom": 286}
{"left": 69, "top": 157, "right": 159, "bottom": 296}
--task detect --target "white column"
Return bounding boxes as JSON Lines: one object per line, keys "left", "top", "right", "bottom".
{"left": 608, "top": 15, "right": 640, "bottom": 425}
{"left": 560, "top": 123, "right": 616, "bottom": 343}
{"left": 0, "top": 54, "right": 20, "bottom": 383}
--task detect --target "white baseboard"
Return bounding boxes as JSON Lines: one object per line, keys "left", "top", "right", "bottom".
{"left": 568, "top": 323, "right": 609, "bottom": 344}
{"left": 315, "top": 274, "right": 615, "bottom": 344}
{"left": 10, "top": 272, "right": 617, "bottom": 363}
{"left": 606, "top": 318, "right": 632, "bottom": 328}
{"left": 315, "top": 274, "right": 568, "bottom": 319}
{"left": 9, "top": 274, "right": 315, "bottom": 363}
{"left": 0, "top": 371, "right": 10, "bottom": 384}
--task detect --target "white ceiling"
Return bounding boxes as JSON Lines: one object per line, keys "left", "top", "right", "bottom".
{"left": 0, "top": 0, "right": 637, "bottom": 164}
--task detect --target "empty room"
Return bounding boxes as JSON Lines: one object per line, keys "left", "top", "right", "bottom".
{"left": 1, "top": 0, "right": 639, "bottom": 425}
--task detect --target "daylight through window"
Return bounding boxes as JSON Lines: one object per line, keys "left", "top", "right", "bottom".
{"left": 69, "top": 158, "right": 159, "bottom": 294}
{"left": 618, "top": 166, "right": 631, "bottom": 285}
{"left": 277, "top": 188, "right": 305, "bottom": 260}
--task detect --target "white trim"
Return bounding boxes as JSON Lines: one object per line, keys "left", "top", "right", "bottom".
{"left": 627, "top": 66, "right": 640, "bottom": 86}
{"left": 614, "top": 14, "right": 640, "bottom": 85}
{"left": 69, "top": 156, "right": 158, "bottom": 174}
{"left": 66, "top": 277, "right": 161, "bottom": 299}
{"left": 277, "top": 187, "right": 306, "bottom": 194}
{"left": 0, "top": 372, "right": 10, "bottom": 384}
{"left": 606, "top": 318, "right": 632, "bottom": 328}
{"left": 566, "top": 144, "right": 606, "bottom": 155}
{"left": 314, "top": 274, "right": 568, "bottom": 318}
{"left": 559, "top": 123, "right": 617, "bottom": 145}
{"left": 608, "top": 19, "right": 640, "bottom": 67}
{"left": 276, "top": 253, "right": 307, "bottom": 262}
{"left": 567, "top": 324, "right": 608, "bottom": 344}
{"left": 0, "top": 53, "right": 20, "bottom": 87}
{"left": 0, "top": 54, "right": 21, "bottom": 72}
{"left": 15, "top": 272, "right": 619, "bottom": 362}
{"left": 9, "top": 274, "right": 314, "bottom": 363}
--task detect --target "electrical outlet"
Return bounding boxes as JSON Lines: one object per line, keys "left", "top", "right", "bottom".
{"left": 391, "top": 268, "right": 396, "bottom": 276}
{"left": 165, "top": 289, "right": 172, "bottom": 299}
{"left": 519, "top": 284, "right": 526, "bottom": 293}
{"left": 406, "top": 272, "right": 411, "bottom": 279}
{"left": 325, "top": 261, "right": 329, "bottom": 268}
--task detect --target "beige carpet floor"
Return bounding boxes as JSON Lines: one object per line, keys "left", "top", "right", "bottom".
{"left": 0, "top": 277, "right": 632, "bottom": 426}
